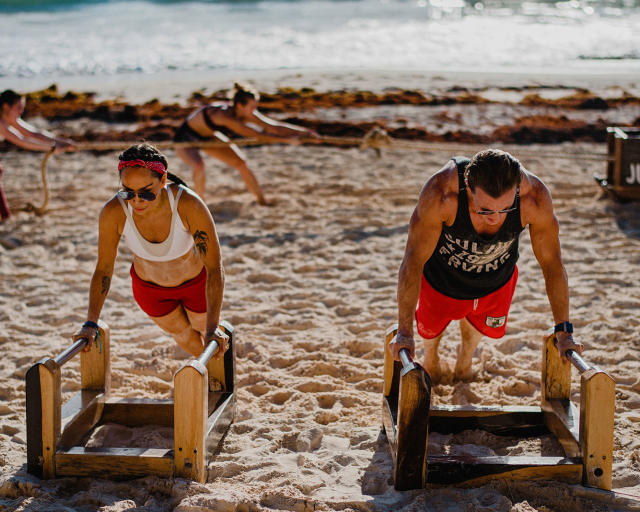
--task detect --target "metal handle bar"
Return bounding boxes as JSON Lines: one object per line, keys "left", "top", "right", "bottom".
{"left": 54, "top": 338, "right": 89, "bottom": 366}
{"left": 566, "top": 349, "right": 591, "bottom": 373}
{"left": 197, "top": 337, "right": 224, "bottom": 366}
{"left": 399, "top": 348, "right": 413, "bottom": 369}
{"left": 398, "top": 343, "right": 591, "bottom": 374}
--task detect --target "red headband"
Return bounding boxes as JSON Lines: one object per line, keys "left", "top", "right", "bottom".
{"left": 118, "top": 159, "right": 166, "bottom": 175}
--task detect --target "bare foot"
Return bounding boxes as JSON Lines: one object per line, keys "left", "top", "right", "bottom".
{"left": 453, "top": 363, "right": 475, "bottom": 382}
{"left": 423, "top": 356, "right": 450, "bottom": 384}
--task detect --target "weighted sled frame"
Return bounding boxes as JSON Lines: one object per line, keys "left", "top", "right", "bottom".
{"left": 26, "top": 320, "right": 236, "bottom": 482}
{"left": 382, "top": 324, "right": 615, "bottom": 491}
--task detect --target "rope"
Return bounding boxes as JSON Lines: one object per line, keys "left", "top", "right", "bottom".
{"left": 24, "top": 130, "right": 611, "bottom": 216}
{"left": 21, "top": 146, "right": 54, "bottom": 216}
{"left": 72, "top": 134, "right": 611, "bottom": 161}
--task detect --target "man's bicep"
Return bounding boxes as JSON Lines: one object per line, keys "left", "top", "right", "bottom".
{"left": 528, "top": 190, "right": 562, "bottom": 268}
{"left": 404, "top": 194, "right": 445, "bottom": 266}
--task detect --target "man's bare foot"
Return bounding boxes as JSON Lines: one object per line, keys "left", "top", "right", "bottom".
{"left": 453, "top": 362, "right": 475, "bottom": 382}
{"left": 423, "top": 357, "right": 450, "bottom": 384}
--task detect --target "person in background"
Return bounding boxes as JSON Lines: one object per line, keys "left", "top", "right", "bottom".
{"left": 0, "top": 89, "right": 76, "bottom": 222}
{"left": 174, "top": 82, "right": 317, "bottom": 205}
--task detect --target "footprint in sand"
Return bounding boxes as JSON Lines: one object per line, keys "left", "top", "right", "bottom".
{"left": 295, "top": 380, "right": 337, "bottom": 393}
{"left": 315, "top": 411, "right": 340, "bottom": 425}
{"left": 247, "top": 384, "right": 270, "bottom": 397}
{"left": 246, "top": 272, "right": 286, "bottom": 284}
{"left": 501, "top": 378, "right": 536, "bottom": 396}
{"left": 316, "top": 394, "right": 337, "bottom": 409}
{"left": 269, "top": 391, "right": 294, "bottom": 405}
{"left": 208, "top": 200, "right": 244, "bottom": 222}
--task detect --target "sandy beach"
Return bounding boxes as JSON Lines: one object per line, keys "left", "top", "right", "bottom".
{"left": 1, "top": 70, "right": 640, "bottom": 511}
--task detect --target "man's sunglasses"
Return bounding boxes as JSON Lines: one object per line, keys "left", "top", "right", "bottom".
{"left": 117, "top": 189, "right": 157, "bottom": 201}
{"left": 475, "top": 206, "right": 517, "bottom": 216}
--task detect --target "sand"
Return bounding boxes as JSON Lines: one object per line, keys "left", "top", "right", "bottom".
{"left": 1, "top": 70, "right": 640, "bottom": 511}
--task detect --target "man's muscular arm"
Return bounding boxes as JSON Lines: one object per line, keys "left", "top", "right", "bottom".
{"left": 391, "top": 162, "right": 456, "bottom": 361}
{"left": 525, "top": 173, "right": 583, "bottom": 362}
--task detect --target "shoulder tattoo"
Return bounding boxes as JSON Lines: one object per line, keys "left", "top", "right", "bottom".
{"left": 193, "top": 230, "right": 209, "bottom": 256}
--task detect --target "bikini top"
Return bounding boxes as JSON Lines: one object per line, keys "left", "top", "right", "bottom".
{"left": 118, "top": 185, "right": 194, "bottom": 262}
{"left": 203, "top": 105, "right": 227, "bottom": 132}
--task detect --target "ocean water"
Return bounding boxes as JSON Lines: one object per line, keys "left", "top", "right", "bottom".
{"left": 1, "top": 0, "right": 639, "bottom": 86}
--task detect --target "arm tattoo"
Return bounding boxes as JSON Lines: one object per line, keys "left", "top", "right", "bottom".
{"left": 101, "top": 276, "right": 110, "bottom": 295}
{"left": 193, "top": 230, "right": 209, "bottom": 257}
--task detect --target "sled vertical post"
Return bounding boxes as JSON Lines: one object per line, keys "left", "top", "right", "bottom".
{"left": 80, "top": 322, "right": 111, "bottom": 392}
{"left": 541, "top": 332, "right": 571, "bottom": 404}
{"left": 580, "top": 367, "right": 615, "bottom": 490}
{"left": 174, "top": 358, "right": 208, "bottom": 482}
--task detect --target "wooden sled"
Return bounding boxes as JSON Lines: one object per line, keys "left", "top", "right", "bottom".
{"left": 26, "top": 321, "right": 236, "bottom": 482}
{"left": 382, "top": 325, "right": 615, "bottom": 491}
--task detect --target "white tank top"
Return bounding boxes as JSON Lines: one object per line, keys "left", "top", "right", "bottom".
{"left": 118, "top": 185, "right": 194, "bottom": 262}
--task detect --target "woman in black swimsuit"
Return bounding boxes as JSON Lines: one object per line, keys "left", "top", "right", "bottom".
{"left": 174, "top": 83, "right": 316, "bottom": 205}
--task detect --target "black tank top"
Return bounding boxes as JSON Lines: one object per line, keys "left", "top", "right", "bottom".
{"left": 422, "top": 157, "right": 524, "bottom": 300}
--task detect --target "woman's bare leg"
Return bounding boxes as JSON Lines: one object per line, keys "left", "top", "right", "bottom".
{"left": 175, "top": 147, "right": 206, "bottom": 198}
{"left": 149, "top": 306, "right": 204, "bottom": 357}
{"left": 203, "top": 144, "right": 268, "bottom": 205}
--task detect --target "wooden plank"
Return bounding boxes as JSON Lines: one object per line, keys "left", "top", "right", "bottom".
{"left": 431, "top": 405, "right": 542, "bottom": 416}
{"left": 206, "top": 321, "right": 235, "bottom": 394}
{"left": 580, "top": 369, "right": 615, "bottom": 490}
{"left": 205, "top": 393, "right": 235, "bottom": 457}
{"left": 381, "top": 396, "right": 397, "bottom": 464}
{"left": 220, "top": 321, "right": 236, "bottom": 393}
{"left": 174, "top": 361, "right": 207, "bottom": 482}
{"left": 426, "top": 455, "right": 582, "bottom": 487}
{"left": 207, "top": 391, "right": 227, "bottom": 417}
{"left": 395, "top": 360, "right": 431, "bottom": 491}
{"left": 58, "top": 390, "right": 105, "bottom": 449}
{"left": 101, "top": 398, "right": 174, "bottom": 427}
{"left": 39, "top": 360, "right": 62, "bottom": 479}
{"left": 81, "top": 321, "right": 111, "bottom": 392}
{"left": 26, "top": 358, "right": 48, "bottom": 478}
{"left": 542, "top": 398, "right": 580, "bottom": 457}
{"left": 383, "top": 325, "right": 398, "bottom": 397}
{"left": 542, "top": 332, "right": 571, "bottom": 404}
{"left": 55, "top": 447, "right": 173, "bottom": 479}
{"left": 428, "top": 408, "right": 547, "bottom": 437}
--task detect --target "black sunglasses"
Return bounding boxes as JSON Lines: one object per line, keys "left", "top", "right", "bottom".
{"left": 117, "top": 189, "right": 157, "bottom": 201}
{"left": 475, "top": 206, "right": 517, "bottom": 216}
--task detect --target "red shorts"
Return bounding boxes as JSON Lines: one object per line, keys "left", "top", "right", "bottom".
{"left": 130, "top": 264, "right": 207, "bottom": 317}
{"left": 415, "top": 266, "right": 518, "bottom": 339}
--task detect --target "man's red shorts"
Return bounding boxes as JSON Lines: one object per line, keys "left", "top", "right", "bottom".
{"left": 415, "top": 266, "right": 518, "bottom": 339}
{"left": 130, "top": 264, "right": 207, "bottom": 318}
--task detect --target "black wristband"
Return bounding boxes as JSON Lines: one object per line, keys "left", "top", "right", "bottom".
{"left": 83, "top": 320, "right": 99, "bottom": 331}
{"left": 554, "top": 321, "right": 573, "bottom": 333}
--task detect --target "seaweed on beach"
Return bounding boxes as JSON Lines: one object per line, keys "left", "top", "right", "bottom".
{"left": 6, "top": 84, "right": 639, "bottom": 147}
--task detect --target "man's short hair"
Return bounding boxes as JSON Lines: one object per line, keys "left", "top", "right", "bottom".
{"left": 464, "top": 149, "right": 522, "bottom": 198}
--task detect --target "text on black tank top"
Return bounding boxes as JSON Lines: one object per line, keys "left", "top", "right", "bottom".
{"left": 422, "top": 157, "right": 524, "bottom": 300}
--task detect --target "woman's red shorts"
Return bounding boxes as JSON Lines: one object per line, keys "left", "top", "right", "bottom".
{"left": 130, "top": 264, "right": 207, "bottom": 317}
{"left": 415, "top": 266, "right": 518, "bottom": 339}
